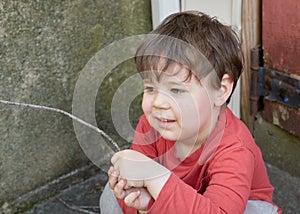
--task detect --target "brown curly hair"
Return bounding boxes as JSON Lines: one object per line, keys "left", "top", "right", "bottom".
{"left": 135, "top": 11, "right": 243, "bottom": 103}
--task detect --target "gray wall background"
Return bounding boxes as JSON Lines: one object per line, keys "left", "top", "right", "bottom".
{"left": 0, "top": 0, "right": 151, "bottom": 212}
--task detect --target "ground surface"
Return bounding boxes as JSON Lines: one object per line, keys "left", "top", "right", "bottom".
{"left": 25, "top": 163, "right": 300, "bottom": 214}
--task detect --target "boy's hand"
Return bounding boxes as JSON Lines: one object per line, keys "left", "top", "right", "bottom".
{"left": 111, "top": 149, "right": 171, "bottom": 199}
{"left": 107, "top": 166, "right": 151, "bottom": 211}
{"left": 123, "top": 185, "right": 152, "bottom": 211}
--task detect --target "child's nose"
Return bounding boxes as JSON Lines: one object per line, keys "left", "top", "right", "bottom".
{"left": 152, "top": 90, "right": 171, "bottom": 109}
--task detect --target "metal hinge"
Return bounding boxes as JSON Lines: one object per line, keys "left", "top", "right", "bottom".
{"left": 264, "top": 69, "right": 300, "bottom": 108}
{"left": 250, "top": 45, "right": 264, "bottom": 116}
{"left": 250, "top": 45, "right": 300, "bottom": 137}
{"left": 250, "top": 45, "right": 300, "bottom": 116}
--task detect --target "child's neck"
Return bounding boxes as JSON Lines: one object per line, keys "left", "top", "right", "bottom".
{"left": 175, "top": 140, "right": 203, "bottom": 160}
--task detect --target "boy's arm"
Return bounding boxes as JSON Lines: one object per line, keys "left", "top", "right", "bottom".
{"left": 112, "top": 147, "right": 259, "bottom": 214}
{"left": 112, "top": 147, "right": 252, "bottom": 213}
{"left": 145, "top": 147, "right": 256, "bottom": 214}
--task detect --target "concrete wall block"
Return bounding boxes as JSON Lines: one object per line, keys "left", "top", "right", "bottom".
{"left": 0, "top": 0, "right": 152, "bottom": 211}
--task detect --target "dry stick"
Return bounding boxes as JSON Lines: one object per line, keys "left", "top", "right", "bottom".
{"left": 58, "top": 198, "right": 98, "bottom": 214}
{"left": 0, "top": 99, "right": 120, "bottom": 152}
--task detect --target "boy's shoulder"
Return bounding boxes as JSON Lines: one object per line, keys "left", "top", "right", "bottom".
{"left": 221, "top": 108, "right": 260, "bottom": 154}
{"left": 209, "top": 108, "right": 264, "bottom": 169}
{"left": 224, "top": 108, "right": 253, "bottom": 141}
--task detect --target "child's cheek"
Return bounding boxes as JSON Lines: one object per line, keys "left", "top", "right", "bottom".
{"left": 141, "top": 95, "right": 152, "bottom": 115}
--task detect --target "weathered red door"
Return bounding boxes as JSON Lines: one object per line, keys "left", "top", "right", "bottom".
{"left": 261, "top": 0, "right": 300, "bottom": 136}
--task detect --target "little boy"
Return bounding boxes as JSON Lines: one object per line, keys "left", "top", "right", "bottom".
{"left": 102, "top": 11, "right": 280, "bottom": 213}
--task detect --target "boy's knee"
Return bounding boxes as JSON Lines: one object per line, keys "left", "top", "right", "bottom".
{"left": 99, "top": 183, "right": 123, "bottom": 214}
{"left": 244, "top": 200, "right": 278, "bottom": 214}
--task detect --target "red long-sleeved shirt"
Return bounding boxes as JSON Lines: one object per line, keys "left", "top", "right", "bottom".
{"left": 118, "top": 108, "right": 280, "bottom": 213}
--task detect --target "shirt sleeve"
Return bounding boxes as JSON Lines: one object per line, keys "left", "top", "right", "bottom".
{"left": 147, "top": 147, "right": 255, "bottom": 214}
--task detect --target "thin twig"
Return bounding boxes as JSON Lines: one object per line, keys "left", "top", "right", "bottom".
{"left": 57, "top": 198, "right": 98, "bottom": 214}
{"left": 0, "top": 99, "right": 120, "bottom": 152}
{"left": 79, "top": 206, "right": 100, "bottom": 209}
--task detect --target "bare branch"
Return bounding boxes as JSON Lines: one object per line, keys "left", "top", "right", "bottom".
{"left": 0, "top": 99, "right": 120, "bottom": 152}
{"left": 58, "top": 198, "right": 98, "bottom": 214}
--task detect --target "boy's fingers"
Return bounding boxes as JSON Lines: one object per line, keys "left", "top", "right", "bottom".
{"left": 124, "top": 191, "right": 141, "bottom": 207}
{"left": 107, "top": 166, "right": 114, "bottom": 175}
{"left": 108, "top": 168, "right": 120, "bottom": 189}
{"left": 108, "top": 177, "right": 117, "bottom": 189}
{"left": 114, "top": 179, "right": 127, "bottom": 199}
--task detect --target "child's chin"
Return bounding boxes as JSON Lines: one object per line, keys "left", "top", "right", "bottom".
{"left": 159, "top": 132, "right": 180, "bottom": 141}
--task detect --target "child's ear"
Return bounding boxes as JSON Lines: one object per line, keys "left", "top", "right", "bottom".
{"left": 214, "top": 74, "right": 233, "bottom": 107}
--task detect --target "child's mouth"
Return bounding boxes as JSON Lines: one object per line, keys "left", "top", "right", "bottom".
{"left": 155, "top": 117, "right": 176, "bottom": 128}
{"left": 159, "top": 118, "right": 175, "bottom": 122}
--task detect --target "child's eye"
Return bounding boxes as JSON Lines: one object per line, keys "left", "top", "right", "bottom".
{"left": 144, "top": 86, "right": 155, "bottom": 92}
{"left": 171, "top": 88, "right": 185, "bottom": 94}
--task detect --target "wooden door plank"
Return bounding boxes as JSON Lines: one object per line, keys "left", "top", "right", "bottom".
{"left": 241, "top": 0, "right": 261, "bottom": 131}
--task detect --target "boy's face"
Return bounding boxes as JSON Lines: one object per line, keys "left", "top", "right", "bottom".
{"left": 141, "top": 63, "right": 217, "bottom": 146}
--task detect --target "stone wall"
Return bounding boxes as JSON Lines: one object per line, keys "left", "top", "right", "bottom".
{"left": 0, "top": 0, "right": 151, "bottom": 212}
